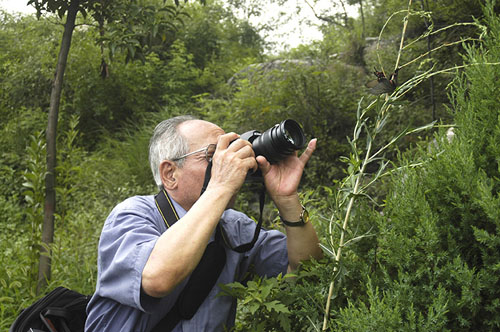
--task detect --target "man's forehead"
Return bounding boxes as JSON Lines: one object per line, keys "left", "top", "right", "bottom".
{"left": 179, "top": 120, "right": 224, "bottom": 143}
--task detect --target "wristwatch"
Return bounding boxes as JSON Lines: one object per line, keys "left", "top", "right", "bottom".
{"left": 280, "top": 205, "right": 309, "bottom": 227}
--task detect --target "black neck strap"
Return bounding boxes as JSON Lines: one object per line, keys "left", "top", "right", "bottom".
{"left": 200, "top": 160, "right": 265, "bottom": 253}
{"left": 155, "top": 161, "right": 264, "bottom": 253}
{"left": 154, "top": 189, "right": 180, "bottom": 228}
{"left": 231, "top": 186, "right": 265, "bottom": 253}
{"left": 153, "top": 186, "right": 225, "bottom": 332}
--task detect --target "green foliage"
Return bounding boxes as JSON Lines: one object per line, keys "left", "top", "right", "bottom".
{"left": 337, "top": 3, "right": 500, "bottom": 330}
{"left": 197, "top": 58, "right": 365, "bottom": 186}
{"left": 179, "top": 1, "right": 264, "bottom": 68}
{"left": 0, "top": 131, "right": 47, "bottom": 330}
{"left": 21, "top": 132, "right": 47, "bottom": 290}
{"left": 2, "top": 0, "right": 500, "bottom": 330}
{"left": 28, "top": 0, "right": 188, "bottom": 62}
{"left": 334, "top": 280, "right": 449, "bottom": 332}
{"left": 160, "top": 40, "right": 202, "bottom": 105}
{"left": 99, "top": 0, "right": 187, "bottom": 63}
{"left": 372, "top": 131, "right": 500, "bottom": 330}
{"left": 220, "top": 2, "right": 500, "bottom": 332}
{"left": 0, "top": 107, "right": 47, "bottom": 198}
{"left": 219, "top": 274, "right": 294, "bottom": 331}
{"left": 0, "top": 114, "right": 135, "bottom": 330}
{"left": 0, "top": 14, "right": 57, "bottom": 118}
{"left": 363, "top": 0, "right": 496, "bottom": 124}
{"left": 94, "top": 118, "right": 160, "bottom": 192}
{"left": 175, "top": 0, "right": 265, "bottom": 94}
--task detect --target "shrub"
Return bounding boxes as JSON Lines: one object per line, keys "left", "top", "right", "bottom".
{"left": 354, "top": 3, "right": 500, "bottom": 330}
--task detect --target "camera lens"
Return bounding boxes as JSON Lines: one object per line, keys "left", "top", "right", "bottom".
{"left": 283, "top": 126, "right": 295, "bottom": 145}
{"left": 251, "top": 119, "right": 306, "bottom": 164}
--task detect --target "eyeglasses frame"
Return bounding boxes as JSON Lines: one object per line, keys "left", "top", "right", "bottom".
{"left": 171, "top": 143, "right": 216, "bottom": 163}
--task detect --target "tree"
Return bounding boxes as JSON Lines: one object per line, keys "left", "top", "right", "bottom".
{"left": 26, "top": 0, "right": 188, "bottom": 294}
{"left": 27, "top": 0, "right": 80, "bottom": 295}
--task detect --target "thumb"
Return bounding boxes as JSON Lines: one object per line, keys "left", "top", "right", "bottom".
{"left": 299, "top": 138, "right": 317, "bottom": 164}
{"left": 256, "top": 155, "right": 271, "bottom": 175}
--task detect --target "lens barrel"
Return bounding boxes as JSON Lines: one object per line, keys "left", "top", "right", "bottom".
{"left": 243, "top": 119, "right": 306, "bottom": 164}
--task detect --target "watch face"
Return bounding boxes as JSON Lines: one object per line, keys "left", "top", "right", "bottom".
{"left": 302, "top": 208, "right": 310, "bottom": 224}
{"left": 280, "top": 205, "right": 309, "bottom": 226}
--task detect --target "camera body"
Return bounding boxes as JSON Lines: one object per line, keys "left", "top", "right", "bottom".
{"left": 239, "top": 119, "right": 306, "bottom": 180}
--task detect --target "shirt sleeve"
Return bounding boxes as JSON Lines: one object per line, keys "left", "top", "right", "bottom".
{"left": 95, "top": 196, "right": 172, "bottom": 313}
{"left": 248, "top": 229, "right": 288, "bottom": 277}
{"left": 221, "top": 210, "right": 288, "bottom": 279}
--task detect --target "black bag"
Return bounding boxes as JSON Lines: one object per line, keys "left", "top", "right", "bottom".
{"left": 9, "top": 286, "right": 91, "bottom": 332}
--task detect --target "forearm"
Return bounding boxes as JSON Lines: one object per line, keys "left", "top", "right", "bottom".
{"left": 142, "top": 186, "right": 233, "bottom": 297}
{"left": 273, "top": 194, "right": 323, "bottom": 271}
{"left": 285, "top": 222, "right": 322, "bottom": 271}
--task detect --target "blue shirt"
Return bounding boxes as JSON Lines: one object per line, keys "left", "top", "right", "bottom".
{"left": 85, "top": 195, "right": 288, "bottom": 332}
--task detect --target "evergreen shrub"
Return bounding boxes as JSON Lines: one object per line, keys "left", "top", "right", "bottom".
{"left": 228, "top": 3, "right": 500, "bottom": 331}
{"left": 332, "top": 4, "right": 500, "bottom": 330}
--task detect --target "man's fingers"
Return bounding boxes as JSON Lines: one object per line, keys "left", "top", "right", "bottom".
{"left": 216, "top": 132, "right": 239, "bottom": 149}
{"left": 213, "top": 134, "right": 256, "bottom": 175}
{"left": 299, "top": 138, "right": 317, "bottom": 164}
{"left": 244, "top": 156, "right": 259, "bottom": 173}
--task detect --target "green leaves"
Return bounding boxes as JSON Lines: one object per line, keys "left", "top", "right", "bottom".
{"left": 99, "top": 1, "right": 187, "bottom": 63}
{"left": 22, "top": 132, "right": 46, "bottom": 211}
{"left": 219, "top": 274, "right": 294, "bottom": 331}
{"left": 27, "top": 0, "right": 72, "bottom": 18}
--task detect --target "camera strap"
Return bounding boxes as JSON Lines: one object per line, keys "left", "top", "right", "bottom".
{"left": 201, "top": 160, "right": 265, "bottom": 253}
{"left": 152, "top": 189, "right": 226, "bottom": 332}
{"left": 231, "top": 185, "right": 265, "bottom": 253}
{"left": 152, "top": 161, "right": 264, "bottom": 331}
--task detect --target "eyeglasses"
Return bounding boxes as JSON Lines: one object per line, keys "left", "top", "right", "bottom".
{"left": 172, "top": 144, "right": 216, "bottom": 163}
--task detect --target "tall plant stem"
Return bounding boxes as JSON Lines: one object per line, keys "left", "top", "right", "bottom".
{"left": 322, "top": 139, "right": 373, "bottom": 330}
{"left": 394, "top": 0, "right": 412, "bottom": 71}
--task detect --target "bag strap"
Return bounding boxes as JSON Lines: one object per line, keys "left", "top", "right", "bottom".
{"left": 40, "top": 308, "right": 71, "bottom": 332}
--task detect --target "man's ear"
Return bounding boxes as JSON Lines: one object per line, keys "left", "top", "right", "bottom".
{"left": 159, "top": 160, "right": 177, "bottom": 190}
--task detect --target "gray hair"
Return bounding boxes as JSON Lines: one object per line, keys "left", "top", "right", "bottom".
{"left": 149, "top": 115, "right": 197, "bottom": 189}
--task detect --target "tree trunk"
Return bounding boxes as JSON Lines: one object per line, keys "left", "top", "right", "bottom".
{"left": 38, "top": 0, "right": 79, "bottom": 295}
{"left": 359, "top": 0, "right": 365, "bottom": 39}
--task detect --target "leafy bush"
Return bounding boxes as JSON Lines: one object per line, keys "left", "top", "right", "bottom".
{"left": 331, "top": 3, "right": 500, "bottom": 330}
{"left": 224, "top": 2, "right": 500, "bottom": 331}
{"left": 220, "top": 274, "right": 295, "bottom": 332}
{"left": 1, "top": 1, "right": 500, "bottom": 331}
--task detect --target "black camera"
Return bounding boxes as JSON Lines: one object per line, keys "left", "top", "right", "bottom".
{"left": 241, "top": 119, "right": 306, "bottom": 166}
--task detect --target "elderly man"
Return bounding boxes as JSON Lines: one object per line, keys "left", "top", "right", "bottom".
{"left": 85, "top": 115, "right": 322, "bottom": 331}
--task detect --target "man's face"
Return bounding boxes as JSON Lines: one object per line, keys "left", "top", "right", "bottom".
{"left": 173, "top": 120, "right": 225, "bottom": 210}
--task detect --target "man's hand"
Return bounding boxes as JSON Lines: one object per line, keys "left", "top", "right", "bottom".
{"left": 207, "top": 133, "right": 258, "bottom": 196}
{"left": 257, "top": 138, "right": 322, "bottom": 271}
{"left": 256, "top": 138, "right": 317, "bottom": 203}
